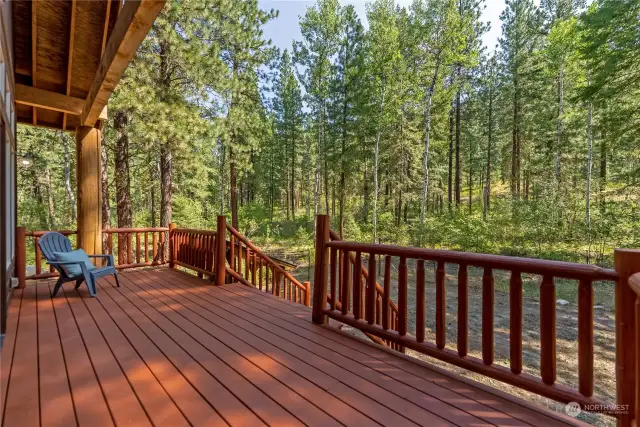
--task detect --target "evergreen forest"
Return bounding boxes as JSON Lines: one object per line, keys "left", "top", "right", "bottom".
{"left": 17, "top": 0, "right": 640, "bottom": 266}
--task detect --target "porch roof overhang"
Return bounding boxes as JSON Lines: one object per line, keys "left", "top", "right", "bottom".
{"left": 13, "top": 0, "right": 165, "bottom": 131}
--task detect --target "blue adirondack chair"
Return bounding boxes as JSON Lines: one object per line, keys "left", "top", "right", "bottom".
{"left": 39, "top": 232, "right": 120, "bottom": 297}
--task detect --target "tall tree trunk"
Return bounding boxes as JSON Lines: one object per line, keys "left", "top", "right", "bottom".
{"left": 420, "top": 57, "right": 441, "bottom": 243}
{"left": 362, "top": 136, "right": 369, "bottom": 223}
{"left": 114, "top": 110, "right": 132, "bottom": 230}
{"left": 44, "top": 167, "right": 55, "bottom": 229}
{"left": 373, "top": 83, "right": 385, "bottom": 244}
{"left": 455, "top": 87, "right": 461, "bottom": 207}
{"left": 291, "top": 129, "right": 296, "bottom": 220}
{"left": 555, "top": 67, "right": 564, "bottom": 192}
{"left": 61, "top": 132, "right": 77, "bottom": 222}
{"left": 599, "top": 135, "right": 606, "bottom": 213}
{"left": 101, "top": 133, "right": 110, "bottom": 248}
{"left": 483, "top": 82, "right": 493, "bottom": 221}
{"left": 586, "top": 85, "right": 593, "bottom": 262}
{"left": 448, "top": 102, "right": 454, "bottom": 212}
{"left": 160, "top": 145, "right": 173, "bottom": 228}
{"left": 230, "top": 146, "right": 238, "bottom": 230}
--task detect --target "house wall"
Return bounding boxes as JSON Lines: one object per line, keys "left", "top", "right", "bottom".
{"left": 0, "top": 0, "right": 16, "bottom": 339}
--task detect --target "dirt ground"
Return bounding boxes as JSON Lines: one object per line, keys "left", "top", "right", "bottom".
{"left": 294, "top": 262, "right": 617, "bottom": 426}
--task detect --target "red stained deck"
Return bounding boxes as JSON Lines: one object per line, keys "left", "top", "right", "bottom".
{"left": 1, "top": 268, "right": 584, "bottom": 426}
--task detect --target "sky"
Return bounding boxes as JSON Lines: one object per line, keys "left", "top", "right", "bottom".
{"left": 258, "top": 0, "right": 512, "bottom": 55}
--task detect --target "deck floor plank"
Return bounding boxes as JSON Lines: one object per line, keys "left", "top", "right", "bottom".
{"left": 49, "top": 282, "right": 114, "bottom": 427}
{"left": 132, "top": 270, "right": 473, "bottom": 427}
{"left": 125, "top": 270, "right": 412, "bottom": 427}
{"left": 36, "top": 283, "right": 76, "bottom": 427}
{"left": 99, "top": 274, "right": 333, "bottom": 427}
{"left": 87, "top": 282, "right": 234, "bottom": 427}
{"left": 1, "top": 287, "right": 23, "bottom": 424}
{"left": 78, "top": 285, "right": 192, "bottom": 427}
{"left": 61, "top": 285, "right": 153, "bottom": 427}
{"left": 2, "top": 268, "right": 586, "bottom": 427}
{"left": 173, "top": 271, "right": 576, "bottom": 427}
{"left": 3, "top": 286, "right": 39, "bottom": 427}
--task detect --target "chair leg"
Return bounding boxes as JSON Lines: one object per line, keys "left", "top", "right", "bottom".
{"left": 114, "top": 272, "right": 121, "bottom": 288}
{"left": 85, "top": 275, "right": 97, "bottom": 297}
{"left": 74, "top": 278, "right": 84, "bottom": 290}
{"left": 51, "top": 277, "right": 65, "bottom": 298}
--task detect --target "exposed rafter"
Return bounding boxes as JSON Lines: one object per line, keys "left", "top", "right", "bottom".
{"left": 81, "top": 0, "right": 165, "bottom": 127}
{"left": 62, "top": 0, "right": 77, "bottom": 131}
{"left": 17, "top": 84, "right": 84, "bottom": 115}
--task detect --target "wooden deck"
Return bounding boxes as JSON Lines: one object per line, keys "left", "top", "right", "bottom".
{"left": 1, "top": 268, "right": 584, "bottom": 427}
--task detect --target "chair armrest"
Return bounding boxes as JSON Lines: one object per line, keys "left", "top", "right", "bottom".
{"left": 47, "top": 261, "right": 84, "bottom": 266}
{"left": 88, "top": 254, "right": 115, "bottom": 267}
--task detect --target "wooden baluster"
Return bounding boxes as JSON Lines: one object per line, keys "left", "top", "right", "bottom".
{"left": 457, "top": 264, "right": 468, "bottom": 356}
{"left": 578, "top": 278, "right": 593, "bottom": 397}
{"left": 251, "top": 252, "right": 257, "bottom": 285}
{"left": 144, "top": 232, "right": 148, "bottom": 262}
{"left": 337, "top": 250, "right": 342, "bottom": 306}
{"left": 398, "top": 257, "right": 408, "bottom": 336}
{"left": 136, "top": 233, "right": 141, "bottom": 263}
{"left": 510, "top": 271, "right": 523, "bottom": 374}
{"left": 416, "top": 260, "right": 425, "bottom": 343}
{"left": 265, "top": 265, "right": 270, "bottom": 293}
{"left": 436, "top": 261, "right": 446, "bottom": 348}
{"left": 35, "top": 238, "right": 41, "bottom": 275}
{"left": 341, "top": 250, "right": 351, "bottom": 315}
{"left": 366, "top": 254, "right": 376, "bottom": 325}
{"left": 330, "top": 247, "right": 337, "bottom": 310}
{"left": 382, "top": 255, "right": 391, "bottom": 330}
{"left": 230, "top": 235, "right": 235, "bottom": 272}
{"left": 376, "top": 295, "right": 382, "bottom": 326}
{"left": 152, "top": 231, "right": 158, "bottom": 263}
{"left": 540, "top": 274, "right": 556, "bottom": 385}
{"left": 482, "top": 267, "right": 494, "bottom": 365}
{"left": 258, "top": 260, "right": 263, "bottom": 290}
{"left": 127, "top": 233, "right": 133, "bottom": 264}
{"left": 295, "top": 285, "right": 300, "bottom": 303}
{"left": 353, "top": 252, "right": 362, "bottom": 320}
{"left": 108, "top": 233, "right": 113, "bottom": 256}
{"left": 245, "top": 245, "right": 249, "bottom": 280}
{"left": 162, "top": 232, "right": 167, "bottom": 264}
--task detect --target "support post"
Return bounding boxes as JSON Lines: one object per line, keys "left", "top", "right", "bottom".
{"left": 312, "top": 214, "right": 330, "bottom": 324}
{"left": 215, "top": 216, "right": 226, "bottom": 286}
{"left": 16, "top": 227, "right": 26, "bottom": 288}
{"left": 76, "top": 126, "right": 102, "bottom": 255}
{"left": 614, "top": 249, "right": 639, "bottom": 427}
{"left": 168, "top": 222, "right": 176, "bottom": 268}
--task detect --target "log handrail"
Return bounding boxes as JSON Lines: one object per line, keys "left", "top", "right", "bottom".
{"left": 226, "top": 224, "right": 311, "bottom": 306}
{"left": 325, "top": 240, "right": 618, "bottom": 281}
{"left": 313, "top": 215, "right": 637, "bottom": 421}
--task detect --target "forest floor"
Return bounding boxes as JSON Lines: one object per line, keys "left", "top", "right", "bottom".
{"left": 287, "top": 262, "right": 616, "bottom": 426}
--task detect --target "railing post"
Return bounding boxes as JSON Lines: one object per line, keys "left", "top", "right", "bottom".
{"left": 168, "top": 223, "right": 176, "bottom": 268}
{"left": 614, "top": 249, "right": 639, "bottom": 427}
{"left": 215, "top": 216, "right": 226, "bottom": 286}
{"left": 312, "top": 215, "right": 330, "bottom": 324}
{"left": 15, "top": 227, "right": 26, "bottom": 289}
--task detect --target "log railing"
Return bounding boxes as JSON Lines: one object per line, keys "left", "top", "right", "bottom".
{"left": 16, "top": 229, "right": 77, "bottom": 282}
{"left": 226, "top": 223, "right": 311, "bottom": 307}
{"left": 313, "top": 215, "right": 638, "bottom": 424}
{"left": 170, "top": 227, "right": 217, "bottom": 279}
{"left": 329, "top": 230, "right": 403, "bottom": 352}
{"left": 103, "top": 227, "right": 169, "bottom": 269}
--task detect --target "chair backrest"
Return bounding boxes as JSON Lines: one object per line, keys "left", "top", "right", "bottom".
{"left": 39, "top": 232, "right": 73, "bottom": 262}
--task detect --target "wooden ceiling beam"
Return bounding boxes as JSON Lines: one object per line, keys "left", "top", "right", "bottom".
{"left": 17, "top": 84, "right": 84, "bottom": 115}
{"left": 81, "top": 0, "right": 165, "bottom": 127}
{"left": 31, "top": 0, "right": 37, "bottom": 125}
{"left": 62, "top": 0, "right": 77, "bottom": 131}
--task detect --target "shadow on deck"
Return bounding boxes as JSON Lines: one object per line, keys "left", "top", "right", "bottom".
{"left": 1, "top": 268, "right": 584, "bottom": 426}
